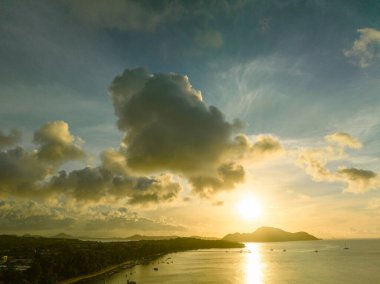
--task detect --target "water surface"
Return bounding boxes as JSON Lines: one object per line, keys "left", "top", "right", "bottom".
{"left": 83, "top": 239, "right": 380, "bottom": 283}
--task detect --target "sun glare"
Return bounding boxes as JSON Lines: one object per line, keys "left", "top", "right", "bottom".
{"left": 237, "top": 197, "right": 263, "bottom": 221}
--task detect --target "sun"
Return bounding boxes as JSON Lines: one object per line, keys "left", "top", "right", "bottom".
{"left": 236, "top": 197, "right": 263, "bottom": 221}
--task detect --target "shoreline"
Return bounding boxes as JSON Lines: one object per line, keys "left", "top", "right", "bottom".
{"left": 57, "top": 253, "right": 166, "bottom": 284}
{"left": 56, "top": 260, "right": 135, "bottom": 284}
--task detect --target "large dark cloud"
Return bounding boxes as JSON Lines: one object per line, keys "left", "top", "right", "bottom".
{"left": 49, "top": 166, "right": 182, "bottom": 205}
{"left": 108, "top": 68, "right": 255, "bottom": 196}
{"left": 109, "top": 68, "right": 240, "bottom": 175}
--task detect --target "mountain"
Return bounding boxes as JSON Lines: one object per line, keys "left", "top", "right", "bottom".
{"left": 222, "top": 227, "right": 319, "bottom": 242}
{"left": 124, "top": 234, "right": 179, "bottom": 241}
{"left": 51, "top": 233, "right": 75, "bottom": 239}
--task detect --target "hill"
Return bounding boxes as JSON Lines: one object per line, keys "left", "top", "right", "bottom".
{"left": 222, "top": 226, "right": 319, "bottom": 242}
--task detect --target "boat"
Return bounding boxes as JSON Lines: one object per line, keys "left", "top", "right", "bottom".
{"left": 344, "top": 241, "right": 349, "bottom": 250}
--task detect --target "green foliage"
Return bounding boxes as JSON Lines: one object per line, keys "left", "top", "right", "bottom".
{"left": 0, "top": 235, "right": 243, "bottom": 283}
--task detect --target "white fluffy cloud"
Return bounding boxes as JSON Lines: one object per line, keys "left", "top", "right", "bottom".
{"left": 344, "top": 28, "right": 380, "bottom": 68}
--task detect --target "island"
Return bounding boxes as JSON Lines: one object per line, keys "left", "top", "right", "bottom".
{"left": 222, "top": 226, "right": 320, "bottom": 242}
{"left": 0, "top": 235, "right": 243, "bottom": 283}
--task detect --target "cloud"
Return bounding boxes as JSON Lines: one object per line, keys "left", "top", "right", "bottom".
{"left": 0, "top": 200, "right": 74, "bottom": 232}
{"left": 67, "top": 0, "right": 178, "bottom": 32}
{"left": 82, "top": 206, "right": 186, "bottom": 234}
{"left": 114, "top": 174, "right": 182, "bottom": 206}
{"left": 49, "top": 167, "right": 112, "bottom": 202}
{"left": 325, "top": 132, "right": 362, "bottom": 149}
{"left": 189, "top": 162, "right": 245, "bottom": 198}
{"left": 0, "top": 121, "right": 86, "bottom": 198}
{"left": 0, "top": 121, "right": 182, "bottom": 205}
{"left": 34, "top": 121, "right": 85, "bottom": 163}
{"left": 0, "top": 146, "right": 52, "bottom": 197}
{"left": 194, "top": 30, "right": 223, "bottom": 49}
{"left": 296, "top": 147, "right": 337, "bottom": 183}
{"left": 85, "top": 216, "right": 186, "bottom": 233}
{"left": 109, "top": 68, "right": 231, "bottom": 175}
{"left": 49, "top": 166, "right": 182, "bottom": 205}
{"left": 109, "top": 67, "right": 252, "bottom": 196}
{"left": 337, "top": 167, "right": 379, "bottom": 194}
{"left": 0, "top": 199, "right": 185, "bottom": 235}
{"left": 0, "top": 129, "right": 21, "bottom": 149}
{"left": 0, "top": 67, "right": 288, "bottom": 236}
{"left": 295, "top": 132, "right": 380, "bottom": 193}
{"left": 232, "top": 134, "right": 284, "bottom": 161}
{"left": 344, "top": 28, "right": 380, "bottom": 68}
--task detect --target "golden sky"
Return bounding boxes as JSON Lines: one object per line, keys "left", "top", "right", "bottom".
{"left": 1, "top": 0, "right": 380, "bottom": 239}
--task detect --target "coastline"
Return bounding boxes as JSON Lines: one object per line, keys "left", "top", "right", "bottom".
{"left": 56, "top": 260, "right": 136, "bottom": 284}
{"left": 57, "top": 253, "right": 165, "bottom": 284}
{"left": 57, "top": 261, "right": 132, "bottom": 284}
{"left": 0, "top": 236, "right": 244, "bottom": 283}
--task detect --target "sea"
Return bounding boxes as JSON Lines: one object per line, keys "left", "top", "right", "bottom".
{"left": 81, "top": 239, "right": 380, "bottom": 284}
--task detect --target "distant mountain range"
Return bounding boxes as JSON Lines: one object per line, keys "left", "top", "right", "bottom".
{"left": 51, "top": 233, "right": 76, "bottom": 239}
{"left": 120, "top": 234, "right": 179, "bottom": 241}
{"left": 48, "top": 233, "right": 218, "bottom": 241}
{"left": 222, "top": 227, "right": 319, "bottom": 242}
{"left": 27, "top": 227, "right": 318, "bottom": 242}
{"left": 123, "top": 234, "right": 219, "bottom": 241}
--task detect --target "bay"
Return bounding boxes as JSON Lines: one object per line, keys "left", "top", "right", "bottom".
{"left": 83, "top": 239, "right": 380, "bottom": 283}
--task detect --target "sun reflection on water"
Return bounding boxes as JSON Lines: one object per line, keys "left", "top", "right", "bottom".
{"left": 244, "top": 243, "right": 264, "bottom": 284}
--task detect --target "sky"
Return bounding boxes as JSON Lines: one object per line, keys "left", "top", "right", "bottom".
{"left": 1, "top": 0, "right": 380, "bottom": 239}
